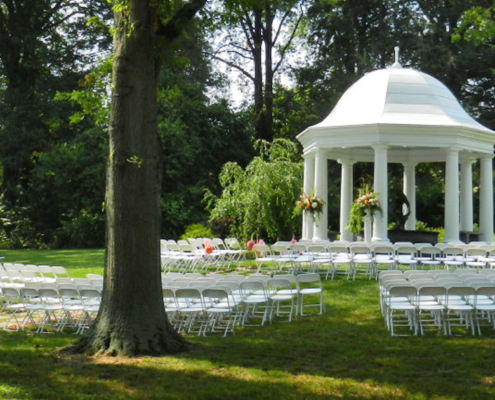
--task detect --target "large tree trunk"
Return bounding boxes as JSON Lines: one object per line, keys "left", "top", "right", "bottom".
{"left": 65, "top": 0, "right": 188, "bottom": 357}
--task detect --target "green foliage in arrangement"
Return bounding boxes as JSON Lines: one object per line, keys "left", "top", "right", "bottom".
{"left": 205, "top": 139, "right": 303, "bottom": 242}
{"left": 346, "top": 185, "right": 383, "bottom": 236}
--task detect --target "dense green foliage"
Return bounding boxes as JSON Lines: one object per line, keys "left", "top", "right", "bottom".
{"left": 0, "top": 0, "right": 494, "bottom": 247}
{"left": 205, "top": 139, "right": 303, "bottom": 242}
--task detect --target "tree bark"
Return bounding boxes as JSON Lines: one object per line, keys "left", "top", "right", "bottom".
{"left": 262, "top": 2, "right": 274, "bottom": 142}
{"left": 252, "top": 5, "right": 267, "bottom": 141}
{"left": 64, "top": 0, "right": 195, "bottom": 357}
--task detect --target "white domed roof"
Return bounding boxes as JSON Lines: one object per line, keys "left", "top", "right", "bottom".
{"left": 314, "top": 67, "right": 491, "bottom": 133}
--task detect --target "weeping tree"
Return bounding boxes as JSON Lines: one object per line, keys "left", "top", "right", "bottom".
{"left": 205, "top": 139, "right": 303, "bottom": 242}
{"left": 64, "top": 0, "right": 206, "bottom": 357}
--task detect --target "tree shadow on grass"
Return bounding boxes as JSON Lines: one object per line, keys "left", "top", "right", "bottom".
{"left": 180, "top": 278, "right": 495, "bottom": 400}
{"left": 1, "top": 277, "right": 495, "bottom": 399}
{"left": 0, "top": 334, "right": 336, "bottom": 400}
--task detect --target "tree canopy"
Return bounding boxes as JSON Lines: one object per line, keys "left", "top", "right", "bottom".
{"left": 0, "top": 0, "right": 494, "bottom": 248}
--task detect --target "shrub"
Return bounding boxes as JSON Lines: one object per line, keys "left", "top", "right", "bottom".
{"left": 180, "top": 223, "right": 213, "bottom": 240}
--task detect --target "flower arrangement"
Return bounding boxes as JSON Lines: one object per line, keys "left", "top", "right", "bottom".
{"left": 296, "top": 193, "right": 326, "bottom": 216}
{"left": 346, "top": 187, "right": 382, "bottom": 235}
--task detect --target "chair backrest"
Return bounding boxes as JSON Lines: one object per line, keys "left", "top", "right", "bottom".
{"left": 465, "top": 248, "right": 487, "bottom": 257}
{"left": 476, "top": 286, "right": 495, "bottom": 296}
{"left": 416, "top": 285, "right": 446, "bottom": 297}
{"left": 414, "top": 243, "right": 433, "bottom": 250}
{"left": 202, "top": 288, "right": 230, "bottom": 301}
{"left": 221, "top": 274, "right": 246, "bottom": 282}
{"left": 52, "top": 266, "right": 69, "bottom": 278}
{"left": 419, "top": 246, "right": 442, "bottom": 257}
{"left": 86, "top": 274, "right": 103, "bottom": 280}
{"left": 395, "top": 246, "right": 417, "bottom": 256}
{"left": 240, "top": 280, "right": 266, "bottom": 291}
{"left": 296, "top": 273, "right": 321, "bottom": 284}
{"left": 273, "top": 241, "right": 291, "bottom": 249}
{"left": 39, "top": 265, "right": 55, "bottom": 278}
{"left": 38, "top": 288, "right": 61, "bottom": 302}
{"left": 403, "top": 270, "right": 428, "bottom": 279}
{"left": 270, "top": 244, "right": 290, "bottom": 255}
{"left": 307, "top": 245, "right": 326, "bottom": 253}
{"left": 166, "top": 243, "right": 181, "bottom": 252}
{"left": 388, "top": 285, "right": 417, "bottom": 297}
{"left": 79, "top": 289, "right": 102, "bottom": 306}
{"left": 446, "top": 286, "right": 475, "bottom": 298}
{"left": 58, "top": 288, "right": 81, "bottom": 299}
{"left": 252, "top": 244, "right": 272, "bottom": 257}
{"left": 2, "top": 287, "right": 21, "bottom": 303}
{"left": 267, "top": 278, "right": 292, "bottom": 290}
{"left": 20, "top": 287, "right": 40, "bottom": 302}
{"left": 393, "top": 242, "right": 413, "bottom": 250}
{"left": 442, "top": 246, "right": 464, "bottom": 256}
{"left": 290, "top": 243, "right": 307, "bottom": 253}
{"left": 372, "top": 245, "right": 394, "bottom": 255}
{"left": 3, "top": 263, "right": 16, "bottom": 271}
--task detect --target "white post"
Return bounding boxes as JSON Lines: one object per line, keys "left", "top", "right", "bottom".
{"left": 313, "top": 149, "right": 328, "bottom": 241}
{"left": 480, "top": 156, "right": 494, "bottom": 244}
{"left": 302, "top": 153, "right": 315, "bottom": 240}
{"left": 403, "top": 162, "right": 417, "bottom": 231}
{"left": 372, "top": 145, "right": 389, "bottom": 242}
{"left": 338, "top": 159, "right": 354, "bottom": 242}
{"left": 460, "top": 157, "right": 475, "bottom": 232}
{"left": 444, "top": 149, "right": 460, "bottom": 243}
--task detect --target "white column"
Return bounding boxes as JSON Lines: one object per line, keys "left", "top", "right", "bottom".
{"left": 338, "top": 159, "right": 354, "bottom": 242}
{"left": 444, "top": 149, "right": 460, "bottom": 243}
{"left": 372, "top": 145, "right": 389, "bottom": 242}
{"left": 480, "top": 155, "right": 494, "bottom": 244}
{"left": 403, "top": 162, "right": 417, "bottom": 231}
{"left": 313, "top": 149, "right": 328, "bottom": 241}
{"left": 460, "top": 158, "right": 475, "bottom": 232}
{"left": 302, "top": 153, "right": 315, "bottom": 240}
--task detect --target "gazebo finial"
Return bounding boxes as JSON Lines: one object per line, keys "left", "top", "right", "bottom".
{"left": 392, "top": 46, "right": 402, "bottom": 69}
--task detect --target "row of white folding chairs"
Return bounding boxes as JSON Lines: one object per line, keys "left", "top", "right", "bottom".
{"left": 163, "top": 273, "right": 324, "bottom": 336}
{"left": 0, "top": 263, "right": 71, "bottom": 282}
{"left": 274, "top": 240, "right": 495, "bottom": 252}
{"left": 0, "top": 275, "right": 103, "bottom": 291}
{"left": 161, "top": 243, "right": 243, "bottom": 273}
{"left": 379, "top": 270, "right": 495, "bottom": 297}
{"left": 379, "top": 270, "right": 495, "bottom": 302}
{"left": 2, "top": 286, "right": 101, "bottom": 334}
{"left": 381, "top": 277, "right": 495, "bottom": 336}
{"left": 254, "top": 242, "right": 397, "bottom": 280}
{"left": 161, "top": 238, "right": 247, "bottom": 270}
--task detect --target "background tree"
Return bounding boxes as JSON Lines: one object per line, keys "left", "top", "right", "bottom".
{"left": 0, "top": 0, "right": 111, "bottom": 247}
{"left": 205, "top": 139, "right": 303, "bottom": 242}
{"left": 157, "top": 27, "right": 254, "bottom": 238}
{"left": 210, "top": 0, "right": 305, "bottom": 141}
{"left": 66, "top": 0, "right": 206, "bottom": 357}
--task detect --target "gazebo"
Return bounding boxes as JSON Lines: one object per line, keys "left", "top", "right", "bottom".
{"left": 296, "top": 49, "right": 495, "bottom": 244}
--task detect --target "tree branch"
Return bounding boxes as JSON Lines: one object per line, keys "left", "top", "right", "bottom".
{"left": 155, "top": 0, "right": 207, "bottom": 41}
{"left": 212, "top": 55, "right": 254, "bottom": 82}
{"left": 273, "top": 10, "right": 304, "bottom": 75}
{"left": 215, "top": 48, "right": 254, "bottom": 62}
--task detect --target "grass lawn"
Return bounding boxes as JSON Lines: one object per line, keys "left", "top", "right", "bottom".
{"left": 1, "top": 249, "right": 495, "bottom": 399}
